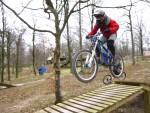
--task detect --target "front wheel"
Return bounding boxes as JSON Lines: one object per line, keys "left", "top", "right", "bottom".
{"left": 72, "top": 50, "right": 98, "bottom": 83}
{"left": 109, "top": 54, "right": 124, "bottom": 78}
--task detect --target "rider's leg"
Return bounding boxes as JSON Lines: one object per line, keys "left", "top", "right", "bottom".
{"left": 107, "top": 34, "right": 120, "bottom": 75}
{"left": 107, "top": 34, "right": 117, "bottom": 57}
{"left": 107, "top": 40, "right": 115, "bottom": 56}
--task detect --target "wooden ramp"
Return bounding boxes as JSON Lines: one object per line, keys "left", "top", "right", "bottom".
{"left": 35, "top": 84, "right": 144, "bottom": 113}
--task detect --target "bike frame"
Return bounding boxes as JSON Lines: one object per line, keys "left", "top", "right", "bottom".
{"left": 87, "top": 33, "right": 113, "bottom": 66}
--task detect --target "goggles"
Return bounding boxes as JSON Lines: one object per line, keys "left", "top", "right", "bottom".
{"left": 94, "top": 14, "right": 104, "bottom": 20}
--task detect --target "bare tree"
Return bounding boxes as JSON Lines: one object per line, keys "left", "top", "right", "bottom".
{"left": 44, "top": 0, "right": 90, "bottom": 103}
{"left": 15, "top": 29, "right": 26, "bottom": 78}
{"left": 65, "top": 1, "right": 73, "bottom": 71}
{"left": 5, "top": 29, "right": 17, "bottom": 81}
{"left": 32, "top": 24, "right": 37, "bottom": 76}
{"left": 134, "top": 16, "right": 145, "bottom": 59}
{"left": 6, "top": 31, "right": 11, "bottom": 81}
{"left": 123, "top": 0, "right": 136, "bottom": 65}
{"left": 0, "top": 2, "right": 6, "bottom": 82}
{"left": 79, "top": 1, "right": 82, "bottom": 51}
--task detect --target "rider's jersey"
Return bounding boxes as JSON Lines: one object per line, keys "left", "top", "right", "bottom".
{"left": 88, "top": 17, "right": 119, "bottom": 39}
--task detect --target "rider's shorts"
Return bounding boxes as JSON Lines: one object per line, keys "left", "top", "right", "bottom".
{"left": 100, "top": 33, "right": 117, "bottom": 43}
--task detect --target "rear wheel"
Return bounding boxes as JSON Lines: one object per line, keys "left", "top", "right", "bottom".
{"left": 109, "top": 54, "right": 124, "bottom": 78}
{"left": 72, "top": 50, "right": 98, "bottom": 83}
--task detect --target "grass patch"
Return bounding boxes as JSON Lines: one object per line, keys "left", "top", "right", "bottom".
{"left": 5, "top": 68, "right": 72, "bottom": 84}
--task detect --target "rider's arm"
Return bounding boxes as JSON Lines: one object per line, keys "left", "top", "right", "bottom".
{"left": 109, "top": 20, "right": 119, "bottom": 34}
{"left": 88, "top": 24, "right": 99, "bottom": 37}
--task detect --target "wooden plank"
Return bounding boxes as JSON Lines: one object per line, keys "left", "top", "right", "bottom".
{"left": 80, "top": 94, "right": 118, "bottom": 103}
{"left": 79, "top": 94, "right": 117, "bottom": 103}
{"left": 98, "top": 84, "right": 118, "bottom": 89}
{"left": 73, "top": 98, "right": 105, "bottom": 110}
{"left": 74, "top": 96, "right": 111, "bottom": 106}
{"left": 95, "top": 84, "right": 139, "bottom": 92}
{"left": 87, "top": 92, "right": 128, "bottom": 100}
{"left": 64, "top": 101, "right": 98, "bottom": 113}
{"left": 73, "top": 97, "right": 108, "bottom": 108}
{"left": 110, "top": 86, "right": 142, "bottom": 91}
{"left": 69, "top": 99, "right": 99, "bottom": 112}
{"left": 91, "top": 89, "right": 136, "bottom": 96}
{"left": 34, "top": 110, "right": 47, "bottom": 113}
{"left": 57, "top": 103, "right": 88, "bottom": 113}
{"left": 97, "top": 85, "right": 141, "bottom": 92}
{"left": 92, "top": 84, "right": 129, "bottom": 93}
{"left": 44, "top": 107, "right": 60, "bottom": 113}
{"left": 94, "top": 84, "right": 126, "bottom": 92}
{"left": 74, "top": 95, "right": 114, "bottom": 105}
{"left": 90, "top": 89, "right": 140, "bottom": 99}
{"left": 91, "top": 91, "right": 126, "bottom": 98}
{"left": 97, "top": 88, "right": 140, "bottom": 94}
{"left": 50, "top": 105, "right": 74, "bottom": 113}
{"left": 92, "top": 88, "right": 139, "bottom": 97}
{"left": 95, "top": 86, "right": 142, "bottom": 93}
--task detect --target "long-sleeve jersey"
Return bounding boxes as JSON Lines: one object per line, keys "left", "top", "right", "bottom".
{"left": 88, "top": 18, "right": 119, "bottom": 39}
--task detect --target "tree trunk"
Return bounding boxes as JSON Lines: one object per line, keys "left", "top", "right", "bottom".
{"left": 32, "top": 28, "right": 37, "bottom": 76}
{"left": 66, "top": 22, "right": 72, "bottom": 71}
{"left": 129, "top": 7, "right": 135, "bottom": 65}
{"left": 54, "top": 33, "right": 62, "bottom": 104}
{"left": 139, "top": 29, "right": 144, "bottom": 59}
{"left": 65, "top": 1, "right": 72, "bottom": 72}
{"left": 79, "top": 2, "right": 82, "bottom": 50}
{"left": 15, "top": 39, "right": 21, "bottom": 78}
{"left": 1, "top": 3, "right": 5, "bottom": 82}
{"left": 7, "top": 32, "right": 11, "bottom": 81}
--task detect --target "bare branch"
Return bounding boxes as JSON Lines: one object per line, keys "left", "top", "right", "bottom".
{"left": 58, "top": 0, "right": 67, "bottom": 14}
{"left": 72, "top": 2, "right": 137, "bottom": 12}
{"left": 18, "top": 0, "right": 33, "bottom": 15}
{"left": 60, "top": 0, "right": 90, "bottom": 34}
{"left": 0, "top": 0, "right": 55, "bottom": 35}
{"left": 140, "top": 0, "right": 150, "bottom": 3}
{"left": 22, "top": 7, "right": 44, "bottom": 11}
{"left": 45, "top": 0, "right": 55, "bottom": 14}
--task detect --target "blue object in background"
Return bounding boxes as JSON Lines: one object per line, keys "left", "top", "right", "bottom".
{"left": 38, "top": 66, "right": 47, "bottom": 75}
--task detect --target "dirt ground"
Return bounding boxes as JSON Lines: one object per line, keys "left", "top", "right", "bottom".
{"left": 0, "top": 60, "right": 150, "bottom": 113}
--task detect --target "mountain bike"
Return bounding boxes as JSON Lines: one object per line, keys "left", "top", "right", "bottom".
{"left": 72, "top": 32, "right": 126, "bottom": 84}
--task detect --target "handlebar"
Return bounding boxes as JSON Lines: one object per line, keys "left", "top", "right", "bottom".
{"left": 89, "top": 32, "right": 103, "bottom": 42}
{"left": 88, "top": 32, "right": 102, "bottom": 37}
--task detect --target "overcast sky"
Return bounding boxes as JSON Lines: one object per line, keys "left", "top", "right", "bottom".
{"left": 1, "top": 0, "right": 150, "bottom": 48}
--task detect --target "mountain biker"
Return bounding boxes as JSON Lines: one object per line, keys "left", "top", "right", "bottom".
{"left": 86, "top": 9, "right": 119, "bottom": 63}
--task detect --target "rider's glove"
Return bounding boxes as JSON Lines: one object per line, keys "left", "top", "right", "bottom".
{"left": 86, "top": 35, "right": 90, "bottom": 39}
{"left": 103, "top": 29, "right": 110, "bottom": 33}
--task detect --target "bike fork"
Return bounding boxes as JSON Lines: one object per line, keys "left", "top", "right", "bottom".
{"left": 88, "top": 50, "right": 95, "bottom": 66}
{"left": 86, "top": 40, "right": 98, "bottom": 66}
